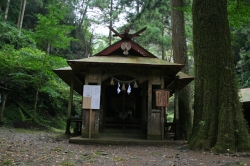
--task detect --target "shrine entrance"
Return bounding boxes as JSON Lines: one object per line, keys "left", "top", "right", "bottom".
{"left": 102, "top": 74, "right": 147, "bottom": 135}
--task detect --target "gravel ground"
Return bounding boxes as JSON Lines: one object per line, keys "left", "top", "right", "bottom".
{"left": 0, "top": 127, "right": 250, "bottom": 166}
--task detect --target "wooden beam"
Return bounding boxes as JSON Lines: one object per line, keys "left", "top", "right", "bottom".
{"left": 95, "top": 41, "right": 122, "bottom": 56}
{"left": 130, "top": 41, "right": 151, "bottom": 57}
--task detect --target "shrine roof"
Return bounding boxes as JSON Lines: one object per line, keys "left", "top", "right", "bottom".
{"left": 67, "top": 55, "right": 183, "bottom": 67}
{"left": 93, "top": 40, "right": 157, "bottom": 58}
{"left": 66, "top": 27, "right": 183, "bottom": 71}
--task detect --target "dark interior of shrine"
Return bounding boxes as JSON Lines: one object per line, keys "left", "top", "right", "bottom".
{"left": 104, "top": 83, "right": 144, "bottom": 133}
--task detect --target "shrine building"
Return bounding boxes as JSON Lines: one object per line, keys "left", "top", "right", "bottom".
{"left": 53, "top": 27, "right": 194, "bottom": 141}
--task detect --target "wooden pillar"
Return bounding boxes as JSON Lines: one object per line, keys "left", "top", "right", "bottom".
{"left": 82, "top": 68, "right": 101, "bottom": 138}
{"left": 148, "top": 78, "right": 152, "bottom": 121}
{"left": 94, "top": 72, "right": 101, "bottom": 137}
{"left": 82, "top": 73, "right": 89, "bottom": 138}
{"left": 147, "top": 78, "right": 152, "bottom": 139}
{"left": 142, "top": 84, "right": 147, "bottom": 133}
{"left": 100, "top": 82, "right": 106, "bottom": 132}
{"left": 65, "top": 75, "right": 75, "bottom": 135}
{"left": 89, "top": 109, "right": 92, "bottom": 138}
{"left": 160, "top": 73, "right": 165, "bottom": 140}
{"left": 174, "top": 76, "right": 180, "bottom": 140}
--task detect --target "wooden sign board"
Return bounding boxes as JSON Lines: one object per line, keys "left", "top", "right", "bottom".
{"left": 155, "top": 89, "right": 170, "bottom": 107}
{"left": 82, "top": 85, "right": 101, "bottom": 109}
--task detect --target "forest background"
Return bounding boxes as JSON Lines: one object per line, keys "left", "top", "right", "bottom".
{"left": 0, "top": 0, "right": 249, "bottom": 134}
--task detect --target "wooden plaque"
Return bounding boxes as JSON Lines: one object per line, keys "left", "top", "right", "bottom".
{"left": 155, "top": 89, "right": 170, "bottom": 107}
{"left": 82, "top": 97, "right": 91, "bottom": 109}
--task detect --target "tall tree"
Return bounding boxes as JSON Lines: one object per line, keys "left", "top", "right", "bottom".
{"left": 90, "top": 0, "right": 123, "bottom": 45}
{"left": 108, "top": 0, "right": 113, "bottom": 46}
{"left": 189, "top": 0, "right": 250, "bottom": 152}
{"left": 73, "top": 0, "right": 92, "bottom": 58}
{"left": 124, "top": 0, "right": 172, "bottom": 58}
{"left": 4, "top": 0, "right": 10, "bottom": 21}
{"left": 171, "top": 0, "right": 192, "bottom": 140}
{"left": 17, "top": 0, "right": 26, "bottom": 36}
{"left": 33, "top": 1, "right": 74, "bottom": 120}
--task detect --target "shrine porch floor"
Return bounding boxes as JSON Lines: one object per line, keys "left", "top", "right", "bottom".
{"left": 69, "top": 134, "right": 183, "bottom": 146}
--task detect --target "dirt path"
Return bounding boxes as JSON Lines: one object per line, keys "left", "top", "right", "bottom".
{"left": 0, "top": 127, "right": 250, "bottom": 166}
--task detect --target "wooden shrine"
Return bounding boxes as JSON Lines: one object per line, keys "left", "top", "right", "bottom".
{"left": 53, "top": 27, "right": 194, "bottom": 140}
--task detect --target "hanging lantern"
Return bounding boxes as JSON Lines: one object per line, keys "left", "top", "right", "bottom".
{"left": 110, "top": 78, "right": 114, "bottom": 85}
{"left": 133, "top": 81, "right": 138, "bottom": 88}
{"left": 122, "top": 83, "right": 126, "bottom": 91}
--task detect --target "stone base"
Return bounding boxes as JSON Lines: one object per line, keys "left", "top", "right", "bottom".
{"left": 147, "top": 135, "right": 162, "bottom": 140}
{"left": 82, "top": 133, "right": 99, "bottom": 138}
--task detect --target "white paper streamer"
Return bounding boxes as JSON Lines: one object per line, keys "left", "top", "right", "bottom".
{"left": 117, "top": 82, "right": 121, "bottom": 94}
{"left": 127, "top": 84, "right": 131, "bottom": 94}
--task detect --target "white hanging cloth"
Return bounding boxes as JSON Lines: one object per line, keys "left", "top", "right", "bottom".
{"left": 127, "top": 83, "right": 131, "bottom": 94}
{"left": 117, "top": 82, "right": 121, "bottom": 94}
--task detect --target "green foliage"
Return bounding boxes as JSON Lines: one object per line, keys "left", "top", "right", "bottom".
{"left": 34, "top": 1, "right": 75, "bottom": 53}
{"left": 123, "top": 1, "right": 172, "bottom": 59}
{"left": 0, "top": 44, "right": 71, "bottom": 128}
{"left": 228, "top": 0, "right": 250, "bottom": 29}
{"left": 89, "top": 0, "right": 123, "bottom": 26}
{"left": 92, "top": 35, "right": 109, "bottom": 55}
{"left": 0, "top": 17, "right": 36, "bottom": 49}
{"left": 236, "top": 48, "right": 250, "bottom": 88}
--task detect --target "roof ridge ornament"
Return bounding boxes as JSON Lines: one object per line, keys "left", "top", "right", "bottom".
{"left": 121, "top": 41, "right": 131, "bottom": 55}
{"left": 108, "top": 26, "right": 147, "bottom": 41}
{"left": 108, "top": 26, "right": 146, "bottom": 55}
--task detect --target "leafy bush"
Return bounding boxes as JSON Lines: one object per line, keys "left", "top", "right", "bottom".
{"left": 0, "top": 44, "right": 72, "bottom": 129}
{"left": 0, "top": 18, "right": 36, "bottom": 49}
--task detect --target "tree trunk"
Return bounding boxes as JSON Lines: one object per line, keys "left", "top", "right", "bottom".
{"left": 171, "top": 0, "right": 192, "bottom": 140}
{"left": 0, "top": 93, "right": 7, "bottom": 125}
{"left": 18, "top": 0, "right": 26, "bottom": 36}
{"left": 4, "top": 0, "right": 10, "bottom": 21}
{"left": 189, "top": 0, "right": 250, "bottom": 152}
{"left": 75, "top": 0, "right": 89, "bottom": 58}
{"left": 34, "top": 47, "right": 48, "bottom": 121}
{"left": 17, "top": 0, "right": 22, "bottom": 28}
{"left": 161, "top": 14, "right": 165, "bottom": 60}
{"left": 13, "top": 98, "right": 33, "bottom": 120}
{"left": 109, "top": 0, "right": 113, "bottom": 46}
